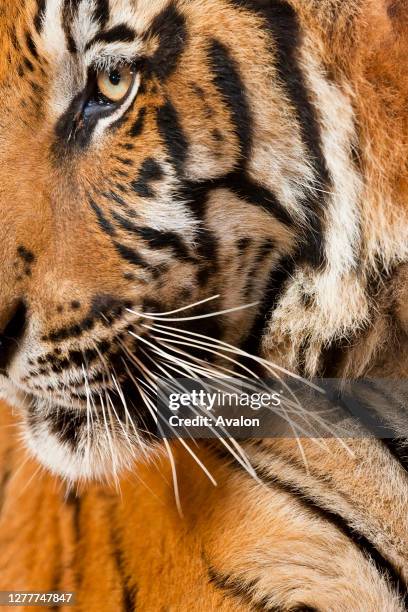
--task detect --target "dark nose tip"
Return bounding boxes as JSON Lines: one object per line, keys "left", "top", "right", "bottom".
{"left": 0, "top": 301, "right": 27, "bottom": 373}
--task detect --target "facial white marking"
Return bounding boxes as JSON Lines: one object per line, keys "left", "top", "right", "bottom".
{"left": 22, "top": 414, "right": 151, "bottom": 481}
{"left": 39, "top": 0, "right": 66, "bottom": 59}
{"left": 70, "top": 0, "right": 100, "bottom": 53}
{"left": 300, "top": 44, "right": 362, "bottom": 279}
{"left": 0, "top": 376, "right": 29, "bottom": 411}
{"left": 85, "top": 41, "right": 144, "bottom": 67}
{"left": 108, "top": 0, "right": 169, "bottom": 32}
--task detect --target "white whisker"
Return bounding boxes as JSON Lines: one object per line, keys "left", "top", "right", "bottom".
{"left": 125, "top": 351, "right": 219, "bottom": 487}
{"left": 132, "top": 339, "right": 258, "bottom": 480}
{"left": 128, "top": 300, "right": 259, "bottom": 323}
{"left": 144, "top": 322, "right": 323, "bottom": 392}
{"left": 146, "top": 328, "right": 348, "bottom": 450}
{"left": 134, "top": 382, "right": 184, "bottom": 517}
{"left": 81, "top": 364, "right": 93, "bottom": 466}
{"left": 134, "top": 294, "right": 221, "bottom": 317}
{"left": 98, "top": 391, "right": 120, "bottom": 492}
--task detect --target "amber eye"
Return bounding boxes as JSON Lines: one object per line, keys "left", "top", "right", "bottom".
{"left": 96, "top": 65, "right": 134, "bottom": 103}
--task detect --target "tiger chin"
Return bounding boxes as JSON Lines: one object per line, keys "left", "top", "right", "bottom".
{"left": 1, "top": 0, "right": 408, "bottom": 609}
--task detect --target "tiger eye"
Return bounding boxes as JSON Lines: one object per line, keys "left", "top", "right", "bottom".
{"left": 97, "top": 66, "right": 133, "bottom": 103}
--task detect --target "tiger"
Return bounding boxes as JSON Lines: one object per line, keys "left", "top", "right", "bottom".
{"left": 0, "top": 0, "right": 408, "bottom": 609}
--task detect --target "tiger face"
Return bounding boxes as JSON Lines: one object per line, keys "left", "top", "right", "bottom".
{"left": 0, "top": 0, "right": 406, "bottom": 480}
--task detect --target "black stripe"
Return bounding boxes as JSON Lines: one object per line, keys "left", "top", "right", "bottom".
{"left": 135, "top": 226, "right": 192, "bottom": 261}
{"left": 86, "top": 25, "right": 136, "bottom": 50}
{"left": 157, "top": 99, "right": 189, "bottom": 174}
{"left": 180, "top": 170, "right": 292, "bottom": 286}
{"left": 318, "top": 335, "right": 352, "bottom": 377}
{"left": 328, "top": 384, "right": 403, "bottom": 443}
{"left": 131, "top": 182, "right": 154, "bottom": 199}
{"left": 184, "top": 171, "right": 293, "bottom": 227}
{"left": 130, "top": 157, "right": 164, "bottom": 198}
{"left": 24, "top": 57, "right": 34, "bottom": 72}
{"left": 93, "top": 0, "right": 110, "bottom": 29}
{"left": 53, "top": 87, "right": 92, "bottom": 151}
{"left": 179, "top": 180, "right": 219, "bottom": 285}
{"left": 219, "top": 171, "right": 293, "bottom": 227}
{"left": 107, "top": 503, "right": 138, "bottom": 612}
{"left": 381, "top": 438, "right": 408, "bottom": 473}
{"left": 17, "top": 246, "right": 35, "bottom": 264}
{"left": 208, "top": 564, "right": 318, "bottom": 611}
{"left": 113, "top": 242, "right": 151, "bottom": 269}
{"left": 260, "top": 471, "right": 408, "bottom": 606}
{"left": 90, "top": 198, "right": 116, "bottom": 236}
{"left": 0, "top": 447, "right": 12, "bottom": 516}
{"left": 102, "top": 190, "right": 128, "bottom": 208}
{"left": 207, "top": 38, "right": 252, "bottom": 163}
{"left": 145, "top": 3, "right": 188, "bottom": 80}
{"left": 208, "top": 565, "right": 280, "bottom": 611}
{"left": 231, "top": 0, "right": 330, "bottom": 268}
{"left": 62, "top": 0, "right": 81, "bottom": 53}
{"left": 112, "top": 211, "right": 193, "bottom": 262}
{"left": 128, "top": 107, "right": 147, "bottom": 138}
{"left": 102, "top": 190, "right": 138, "bottom": 219}
{"left": 243, "top": 239, "right": 276, "bottom": 298}
{"left": 115, "top": 156, "right": 134, "bottom": 167}
{"left": 34, "top": 0, "right": 46, "bottom": 33}
{"left": 215, "top": 445, "right": 408, "bottom": 605}
{"left": 241, "top": 253, "right": 296, "bottom": 357}
{"left": 67, "top": 0, "right": 82, "bottom": 9}
{"left": 49, "top": 530, "right": 63, "bottom": 610}
{"left": 65, "top": 492, "right": 83, "bottom": 591}
{"left": 25, "top": 33, "right": 39, "bottom": 60}
{"left": 237, "top": 237, "right": 253, "bottom": 254}
{"left": 240, "top": 1, "right": 331, "bottom": 187}
{"left": 10, "top": 30, "right": 20, "bottom": 52}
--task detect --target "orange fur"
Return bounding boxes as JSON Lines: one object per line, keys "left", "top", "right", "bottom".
{"left": 0, "top": 1, "right": 408, "bottom": 610}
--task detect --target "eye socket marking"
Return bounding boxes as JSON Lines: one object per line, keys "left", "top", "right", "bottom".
{"left": 80, "top": 62, "right": 142, "bottom": 138}
{"left": 54, "top": 61, "right": 142, "bottom": 151}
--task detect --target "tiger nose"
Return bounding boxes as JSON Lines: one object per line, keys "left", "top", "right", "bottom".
{"left": 0, "top": 301, "right": 27, "bottom": 373}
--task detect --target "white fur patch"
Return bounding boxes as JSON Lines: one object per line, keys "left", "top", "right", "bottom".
{"left": 38, "top": 0, "right": 66, "bottom": 59}
{"left": 300, "top": 44, "right": 362, "bottom": 279}
{"left": 0, "top": 376, "right": 29, "bottom": 412}
{"left": 22, "top": 416, "right": 150, "bottom": 481}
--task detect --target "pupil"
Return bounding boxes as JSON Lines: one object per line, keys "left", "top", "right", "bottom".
{"left": 109, "top": 70, "right": 121, "bottom": 86}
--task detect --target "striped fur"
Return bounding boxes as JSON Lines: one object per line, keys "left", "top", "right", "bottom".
{"left": 0, "top": 0, "right": 408, "bottom": 609}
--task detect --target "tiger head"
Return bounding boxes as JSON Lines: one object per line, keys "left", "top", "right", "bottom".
{"left": 0, "top": 0, "right": 407, "bottom": 480}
